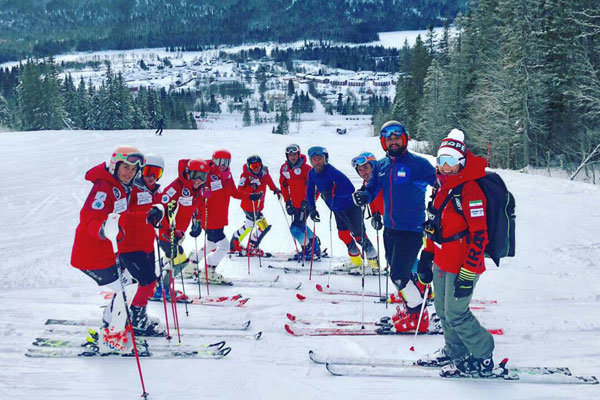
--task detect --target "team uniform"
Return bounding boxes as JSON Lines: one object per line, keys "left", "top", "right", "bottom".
{"left": 280, "top": 152, "right": 321, "bottom": 259}
{"left": 71, "top": 147, "right": 146, "bottom": 354}
{"left": 417, "top": 130, "right": 495, "bottom": 376}
{"left": 306, "top": 161, "right": 377, "bottom": 269}
{"left": 230, "top": 157, "right": 279, "bottom": 256}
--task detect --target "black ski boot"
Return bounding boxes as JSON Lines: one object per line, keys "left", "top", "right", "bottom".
{"left": 130, "top": 306, "right": 164, "bottom": 336}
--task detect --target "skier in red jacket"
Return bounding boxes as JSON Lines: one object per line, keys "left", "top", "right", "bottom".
{"left": 118, "top": 154, "right": 165, "bottom": 335}
{"left": 416, "top": 129, "right": 494, "bottom": 377}
{"left": 71, "top": 146, "right": 146, "bottom": 354}
{"left": 157, "top": 159, "right": 210, "bottom": 279}
{"left": 186, "top": 149, "right": 252, "bottom": 284}
{"left": 230, "top": 155, "right": 281, "bottom": 256}
{"left": 279, "top": 144, "right": 322, "bottom": 260}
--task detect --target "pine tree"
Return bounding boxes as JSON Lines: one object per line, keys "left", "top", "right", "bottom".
{"left": 243, "top": 101, "right": 251, "bottom": 126}
{"left": 288, "top": 79, "right": 295, "bottom": 96}
{"left": 0, "top": 91, "right": 10, "bottom": 127}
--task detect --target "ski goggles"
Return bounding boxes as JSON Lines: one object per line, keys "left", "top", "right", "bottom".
{"left": 285, "top": 144, "right": 300, "bottom": 154}
{"left": 116, "top": 152, "right": 145, "bottom": 168}
{"left": 142, "top": 165, "right": 163, "bottom": 179}
{"left": 351, "top": 154, "right": 375, "bottom": 168}
{"left": 213, "top": 157, "right": 230, "bottom": 168}
{"left": 249, "top": 162, "right": 262, "bottom": 170}
{"left": 307, "top": 146, "right": 327, "bottom": 158}
{"left": 188, "top": 170, "right": 208, "bottom": 181}
{"left": 436, "top": 155, "right": 461, "bottom": 167}
{"left": 380, "top": 124, "right": 406, "bottom": 138}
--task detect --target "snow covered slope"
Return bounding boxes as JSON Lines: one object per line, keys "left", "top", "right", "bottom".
{"left": 0, "top": 118, "right": 598, "bottom": 399}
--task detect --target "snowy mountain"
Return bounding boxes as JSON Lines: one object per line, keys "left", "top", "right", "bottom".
{"left": 1, "top": 114, "right": 599, "bottom": 398}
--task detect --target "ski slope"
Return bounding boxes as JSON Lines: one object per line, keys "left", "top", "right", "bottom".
{"left": 0, "top": 116, "right": 599, "bottom": 399}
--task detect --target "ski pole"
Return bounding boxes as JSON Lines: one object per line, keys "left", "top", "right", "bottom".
{"left": 167, "top": 201, "right": 182, "bottom": 342}
{"left": 194, "top": 236, "right": 202, "bottom": 298}
{"left": 155, "top": 237, "right": 171, "bottom": 341}
{"left": 360, "top": 205, "right": 366, "bottom": 329}
{"left": 410, "top": 284, "right": 430, "bottom": 352}
{"left": 385, "top": 261, "right": 389, "bottom": 310}
{"left": 203, "top": 203, "right": 210, "bottom": 295}
{"left": 302, "top": 224, "right": 308, "bottom": 267}
{"left": 309, "top": 219, "right": 317, "bottom": 280}
{"left": 377, "top": 229, "right": 381, "bottom": 299}
{"left": 326, "top": 209, "right": 333, "bottom": 288}
{"left": 277, "top": 197, "right": 300, "bottom": 257}
{"left": 106, "top": 214, "right": 149, "bottom": 399}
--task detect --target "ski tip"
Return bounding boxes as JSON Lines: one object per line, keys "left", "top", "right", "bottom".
{"left": 210, "top": 341, "right": 227, "bottom": 350}
{"left": 296, "top": 293, "right": 307, "bottom": 301}
{"left": 236, "top": 298, "right": 250, "bottom": 307}
{"left": 254, "top": 332, "right": 263, "bottom": 340}
{"left": 500, "top": 357, "right": 509, "bottom": 368}
{"left": 243, "top": 320, "right": 252, "bottom": 329}
{"left": 488, "top": 328, "right": 504, "bottom": 335}
{"left": 284, "top": 324, "right": 297, "bottom": 335}
{"left": 219, "top": 347, "right": 232, "bottom": 358}
{"left": 409, "top": 346, "right": 415, "bottom": 352}
{"left": 315, "top": 283, "right": 324, "bottom": 292}
{"left": 325, "top": 363, "right": 342, "bottom": 376}
{"left": 286, "top": 313, "right": 297, "bottom": 322}
{"left": 232, "top": 294, "right": 242, "bottom": 300}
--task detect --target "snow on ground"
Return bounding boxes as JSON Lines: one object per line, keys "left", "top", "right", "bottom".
{"left": 1, "top": 115, "right": 599, "bottom": 399}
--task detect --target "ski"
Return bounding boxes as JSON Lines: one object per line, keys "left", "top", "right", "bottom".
{"left": 44, "top": 318, "right": 251, "bottom": 331}
{"left": 43, "top": 326, "right": 262, "bottom": 340}
{"left": 324, "top": 360, "right": 598, "bottom": 385}
{"left": 286, "top": 313, "right": 378, "bottom": 327}
{"left": 191, "top": 296, "right": 249, "bottom": 307}
{"left": 187, "top": 274, "right": 302, "bottom": 290}
{"left": 32, "top": 336, "right": 229, "bottom": 351}
{"left": 284, "top": 323, "right": 445, "bottom": 336}
{"left": 25, "top": 343, "right": 231, "bottom": 359}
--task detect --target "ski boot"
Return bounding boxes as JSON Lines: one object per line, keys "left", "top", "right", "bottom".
{"left": 198, "top": 266, "right": 233, "bottom": 285}
{"left": 229, "top": 237, "right": 241, "bottom": 254}
{"left": 440, "top": 354, "right": 494, "bottom": 377}
{"left": 416, "top": 347, "right": 452, "bottom": 367}
{"left": 182, "top": 262, "right": 198, "bottom": 279}
{"left": 392, "top": 307, "right": 429, "bottom": 333}
{"left": 96, "top": 325, "right": 134, "bottom": 355}
{"left": 130, "top": 306, "right": 164, "bottom": 336}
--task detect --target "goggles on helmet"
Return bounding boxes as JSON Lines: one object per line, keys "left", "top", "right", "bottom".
{"left": 249, "top": 162, "right": 262, "bottom": 170}
{"left": 380, "top": 124, "right": 406, "bottom": 139}
{"left": 115, "top": 152, "right": 145, "bottom": 168}
{"left": 188, "top": 170, "right": 208, "bottom": 181}
{"left": 307, "top": 146, "right": 327, "bottom": 158}
{"left": 437, "top": 155, "right": 460, "bottom": 167}
{"left": 285, "top": 144, "right": 300, "bottom": 154}
{"left": 142, "top": 165, "right": 163, "bottom": 180}
{"left": 213, "top": 158, "right": 230, "bottom": 168}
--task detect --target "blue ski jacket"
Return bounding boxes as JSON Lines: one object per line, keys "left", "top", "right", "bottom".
{"left": 306, "top": 164, "right": 355, "bottom": 212}
{"left": 365, "top": 151, "right": 436, "bottom": 232}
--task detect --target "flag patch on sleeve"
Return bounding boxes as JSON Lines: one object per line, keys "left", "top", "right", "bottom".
{"left": 469, "top": 199, "right": 484, "bottom": 217}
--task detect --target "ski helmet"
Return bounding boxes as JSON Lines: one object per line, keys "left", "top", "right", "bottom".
{"left": 285, "top": 144, "right": 301, "bottom": 155}
{"left": 379, "top": 120, "right": 409, "bottom": 151}
{"left": 142, "top": 153, "right": 165, "bottom": 180}
{"left": 246, "top": 155, "right": 263, "bottom": 174}
{"left": 307, "top": 146, "right": 329, "bottom": 164}
{"left": 351, "top": 152, "right": 377, "bottom": 169}
{"left": 108, "top": 146, "right": 145, "bottom": 175}
{"left": 185, "top": 159, "right": 210, "bottom": 181}
{"left": 212, "top": 149, "right": 231, "bottom": 169}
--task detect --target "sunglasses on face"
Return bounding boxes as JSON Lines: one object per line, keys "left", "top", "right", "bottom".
{"left": 437, "top": 155, "right": 460, "bottom": 167}
{"left": 142, "top": 165, "right": 163, "bottom": 179}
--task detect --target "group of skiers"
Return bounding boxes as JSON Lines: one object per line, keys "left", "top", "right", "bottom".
{"left": 70, "top": 120, "right": 495, "bottom": 378}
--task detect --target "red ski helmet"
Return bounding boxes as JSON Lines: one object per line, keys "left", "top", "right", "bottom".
{"left": 212, "top": 149, "right": 231, "bottom": 169}
{"left": 185, "top": 159, "right": 209, "bottom": 181}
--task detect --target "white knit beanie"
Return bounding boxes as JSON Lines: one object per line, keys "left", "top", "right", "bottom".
{"left": 437, "top": 129, "right": 467, "bottom": 166}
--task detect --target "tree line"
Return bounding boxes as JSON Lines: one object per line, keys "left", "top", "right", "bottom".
{"left": 381, "top": 0, "right": 599, "bottom": 178}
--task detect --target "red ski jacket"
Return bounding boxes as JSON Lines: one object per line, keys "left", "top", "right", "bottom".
{"left": 158, "top": 159, "right": 206, "bottom": 242}
{"left": 279, "top": 155, "right": 311, "bottom": 208}
{"left": 197, "top": 162, "right": 249, "bottom": 229}
{"left": 238, "top": 164, "right": 277, "bottom": 213}
{"left": 423, "top": 151, "right": 489, "bottom": 275}
{"left": 71, "top": 163, "right": 130, "bottom": 270}
{"left": 118, "top": 178, "right": 162, "bottom": 254}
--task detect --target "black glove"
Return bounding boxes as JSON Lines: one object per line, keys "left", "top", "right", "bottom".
{"left": 352, "top": 190, "right": 370, "bottom": 207}
{"left": 249, "top": 192, "right": 262, "bottom": 201}
{"left": 146, "top": 206, "right": 164, "bottom": 228}
{"left": 273, "top": 188, "right": 282, "bottom": 200}
{"left": 190, "top": 219, "right": 202, "bottom": 238}
{"left": 309, "top": 208, "right": 320, "bottom": 222}
{"left": 285, "top": 201, "right": 294, "bottom": 215}
{"left": 371, "top": 212, "right": 383, "bottom": 231}
{"left": 454, "top": 267, "right": 476, "bottom": 298}
{"left": 417, "top": 251, "right": 434, "bottom": 285}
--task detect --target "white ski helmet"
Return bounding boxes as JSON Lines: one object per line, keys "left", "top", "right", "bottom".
{"left": 144, "top": 153, "right": 165, "bottom": 170}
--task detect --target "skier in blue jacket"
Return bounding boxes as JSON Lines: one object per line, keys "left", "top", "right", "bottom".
{"left": 306, "top": 146, "right": 378, "bottom": 272}
{"left": 353, "top": 121, "right": 436, "bottom": 331}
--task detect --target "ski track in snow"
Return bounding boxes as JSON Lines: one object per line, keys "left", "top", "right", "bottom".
{"left": 1, "top": 115, "right": 599, "bottom": 399}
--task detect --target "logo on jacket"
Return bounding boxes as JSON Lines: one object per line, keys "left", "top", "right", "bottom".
{"left": 113, "top": 188, "right": 121, "bottom": 199}
{"left": 294, "top": 168, "right": 301, "bottom": 175}
{"left": 397, "top": 170, "right": 406, "bottom": 178}
{"left": 182, "top": 188, "right": 191, "bottom": 197}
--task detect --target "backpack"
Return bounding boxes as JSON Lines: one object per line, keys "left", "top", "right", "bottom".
{"left": 425, "top": 172, "right": 516, "bottom": 266}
